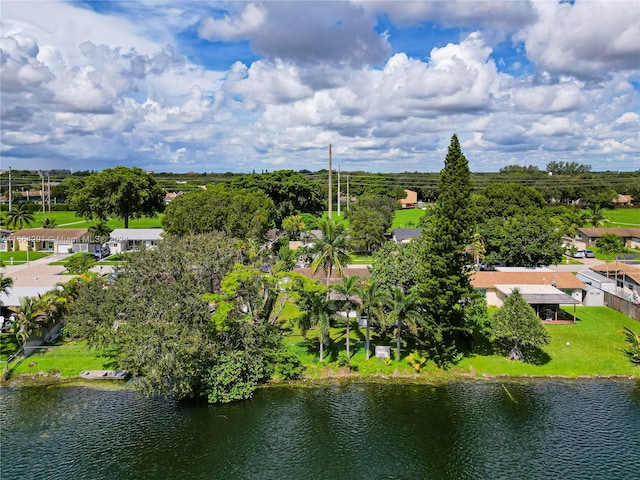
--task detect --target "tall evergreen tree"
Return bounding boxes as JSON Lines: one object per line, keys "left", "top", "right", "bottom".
{"left": 416, "top": 134, "right": 476, "bottom": 366}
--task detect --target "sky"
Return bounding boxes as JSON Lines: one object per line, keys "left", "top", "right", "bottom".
{"left": 1, "top": 0, "right": 639, "bottom": 174}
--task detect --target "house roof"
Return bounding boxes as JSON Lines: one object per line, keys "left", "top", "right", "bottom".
{"left": 471, "top": 271, "right": 585, "bottom": 290}
{"left": 0, "top": 286, "right": 56, "bottom": 307}
{"left": 392, "top": 228, "right": 421, "bottom": 243}
{"left": 591, "top": 263, "right": 640, "bottom": 285}
{"left": 110, "top": 228, "right": 164, "bottom": 241}
{"left": 8, "top": 228, "right": 90, "bottom": 242}
{"left": 577, "top": 227, "right": 640, "bottom": 239}
{"left": 613, "top": 194, "right": 633, "bottom": 204}
{"left": 294, "top": 267, "right": 371, "bottom": 284}
{"left": 495, "top": 284, "right": 582, "bottom": 305}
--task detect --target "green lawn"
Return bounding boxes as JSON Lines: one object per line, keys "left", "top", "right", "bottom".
{"left": 24, "top": 211, "right": 164, "bottom": 229}
{"left": 391, "top": 208, "right": 427, "bottom": 229}
{"left": 8, "top": 340, "right": 117, "bottom": 377}
{"left": 455, "top": 307, "right": 639, "bottom": 377}
{"left": 595, "top": 208, "right": 640, "bottom": 228}
{"left": 0, "top": 251, "right": 52, "bottom": 265}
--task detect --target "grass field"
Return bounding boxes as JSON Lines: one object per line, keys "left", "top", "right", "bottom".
{"left": 391, "top": 208, "right": 427, "bottom": 229}
{"left": 595, "top": 208, "right": 640, "bottom": 228}
{"left": 27, "top": 211, "right": 164, "bottom": 229}
{"left": 0, "top": 251, "right": 52, "bottom": 265}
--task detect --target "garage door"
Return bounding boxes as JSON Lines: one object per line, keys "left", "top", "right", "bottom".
{"left": 57, "top": 244, "right": 71, "bottom": 253}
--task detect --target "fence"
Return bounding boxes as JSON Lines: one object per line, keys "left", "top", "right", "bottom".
{"left": 604, "top": 291, "right": 640, "bottom": 321}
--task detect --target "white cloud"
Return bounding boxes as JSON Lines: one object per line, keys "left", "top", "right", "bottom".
{"left": 516, "top": 1, "right": 640, "bottom": 78}
{"left": 198, "top": 3, "right": 267, "bottom": 41}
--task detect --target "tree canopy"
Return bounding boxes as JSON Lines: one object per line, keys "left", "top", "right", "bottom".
{"left": 70, "top": 166, "right": 165, "bottom": 228}
{"left": 229, "top": 170, "right": 324, "bottom": 227}
{"left": 162, "top": 185, "right": 275, "bottom": 239}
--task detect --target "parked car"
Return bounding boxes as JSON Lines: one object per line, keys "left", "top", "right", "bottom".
{"left": 584, "top": 250, "right": 596, "bottom": 258}
{"left": 93, "top": 247, "right": 111, "bottom": 259}
{"left": 573, "top": 250, "right": 586, "bottom": 258}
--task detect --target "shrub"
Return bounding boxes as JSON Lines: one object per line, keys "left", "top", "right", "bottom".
{"left": 66, "top": 255, "right": 96, "bottom": 274}
{"left": 620, "top": 327, "right": 640, "bottom": 366}
{"left": 204, "top": 351, "right": 269, "bottom": 404}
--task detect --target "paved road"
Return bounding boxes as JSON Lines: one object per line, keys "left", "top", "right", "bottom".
{"left": 3, "top": 253, "right": 114, "bottom": 288}
{"left": 547, "top": 257, "right": 606, "bottom": 273}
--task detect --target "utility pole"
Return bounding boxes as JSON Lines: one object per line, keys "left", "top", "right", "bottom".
{"left": 346, "top": 175, "right": 350, "bottom": 212}
{"left": 8, "top": 166, "right": 12, "bottom": 212}
{"left": 328, "top": 144, "right": 332, "bottom": 220}
{"left": 47, "top": 172, "right": 51, "bottom": 212}
{"left": 41, "top": 172, "right": 45, "bottom": 214}
{"left": 337, "top": 165, "right": 341, "bottom": 217}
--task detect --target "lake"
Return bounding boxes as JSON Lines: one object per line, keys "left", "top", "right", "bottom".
{"left": 1, "top": 380, "right": 639, "bottom": 479}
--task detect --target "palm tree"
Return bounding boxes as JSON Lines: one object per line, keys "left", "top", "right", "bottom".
{"left": 358, "top": 281, "right": 390, "bottom": 360}
{"left": 0, "top": 273, "right": 12, "bottom": 295}
{"left": 331, "top": 275, "right": 362, "bottom": 359}
{"left": 88, "top": 220, "right": 112, "bottom": 246}
{"left": 310, "top": 218, "right": 350, "bottom": 290}
{"left": 387, "top": 287, "right": 420, "bottom": 363}
{"left": 584, "top": 204, "right": 610, "bottom": 227}
{"left": 297, "top": 288, "right": 332, "bottom": 362}
{"left": 10, "top": 296, "right": 46, "bottom": 347}
{"left": 41, "top": 217, "right": 57, "bottom": 229}
{"left": 5, "top": 204, "right": 35, "bottom": 231}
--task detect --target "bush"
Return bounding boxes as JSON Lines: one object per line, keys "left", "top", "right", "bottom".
{"left": 272, "top": 348, "right": 304, "bottom": 380}
{"left": 596, "top": 233, "right": 627, "bottom": 254}
{"left": 66, "top": 255, "right": 96, "bottom": 274}
{"left": 204, "top": 351, "right": 269, "bottom": 404}
{"left": 621, "top": 327, "right": 640, "bottom": 366}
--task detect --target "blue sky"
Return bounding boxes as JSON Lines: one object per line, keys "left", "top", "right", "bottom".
{"left": 1, "top": 1, "right": 639, "bottom": 173}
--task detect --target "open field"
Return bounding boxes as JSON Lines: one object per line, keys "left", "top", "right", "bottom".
{"left": 391, "top": 208, "right": 427, "bottom": 229}
{"left": 26, "top": 211, "right": 164, "bottom": 229}
{"left": 0, "top": 251, "right": 52, "bottom": 265}
{"left": 596, "top": 208, "right": 640, "bottom": 228}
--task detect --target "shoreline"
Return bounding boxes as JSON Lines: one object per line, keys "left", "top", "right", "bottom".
{"left": 3, "top": 370, "right": 637, "bottom": 389}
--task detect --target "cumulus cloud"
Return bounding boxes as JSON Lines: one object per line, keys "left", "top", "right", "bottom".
{"left": 516, "top": 1, "right": 640, "bottom": 79}
{"left": 1, "top": 1, "right": 638, "bottom": 173}
{"left": 199, "top": 1, "right": 390, "bottom": 66}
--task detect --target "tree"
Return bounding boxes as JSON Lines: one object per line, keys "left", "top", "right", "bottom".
{"left": 490, "top": 289, "right": 551, "bottom": 361}
{"left": 331, "top": 275, "right": 362, "bottom": 359}
{"left": 583, "top": 204, "right": 610, "bottom": 227}
{"left": 475, "top": 183, "right": 546, "bottom": 222}
{"left": 162, "top": 186, "right": 274, "bottom": 240}
{"left": 620, "top": 327, "right": 640, "bottom": 366}
{"left": 0, "top": 274, "right": 13, "bottom": 296}
{"left": 89, "top": 220, "right": 112, "bottom": 246}
{"left": 546, "top": 161, "right": 591, "bottom": 175}
{"left": 230, "top": 170, "right": 324, "bottom": 227}
{"left": 41, "top": 218, "right": 57, "bottom": 229}
{"left": 387, "top": 287, "right": 420, "bottom": 363}
{"left": 5, "top": 204, "right": 35, "bottom": 230}
{"left": 65, "top": 233, "right": 294, "bottom": 403}
{"left": 370, "top": 240, "right": 421, "bottom": 294}
{"left": 71, "top": 166, "right": 165, "bottom": 228}
{"left": 10, "top": 297, "right": 46, "bottom": 347}
{"left": 358, "top": 280, "right": 390, "bottom": 360}
{"left": 282, "top": 214, "right": 305, "bottom": 238}
{"left": 481, "top": 214, "right": 564, "bottom": 267}
{"left": 416, "top": 134, "right": 476, "bottom": 365}
{"left": 350, "top": 195, "right": 397, "bottom": 231}
{"left": 294, "top": 279, "right": 332, "bottom": 362}
{"left": 346, "top": 207, "right": 386, "bottom": 254}
{"left": 597, "top": 233, "right": 626, "bottom": 254}
{"left": 310, "top": 218, "right": 350, "bottom": 290}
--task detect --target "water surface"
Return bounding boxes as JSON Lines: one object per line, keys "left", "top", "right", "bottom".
{"left": 1, "top": 380, "right": 639, "bottom": 479}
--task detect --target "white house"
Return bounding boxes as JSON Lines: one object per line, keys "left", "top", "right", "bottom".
{"left": 108, "top": 229, "right": 164, "bottom": 254}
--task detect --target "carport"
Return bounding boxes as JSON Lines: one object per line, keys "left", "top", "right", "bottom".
{"left": 495, "top": 284, "right": 581, "bottom": 323}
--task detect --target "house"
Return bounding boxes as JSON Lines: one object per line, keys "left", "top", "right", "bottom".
{"left": 471, "top": 271, "right": 585, "bottom": 321}
{"left": 108, "top": 228, "right": 164, "bottom": 254}
{"left": 392, "top": 228, "right": 421, "bottom": 244}
{"left": 590, "top": 262, "right": 640, "bottom": 302}
{"left": 164, "top": 191, "right": 183, "bottom": 204}
{"left": 576, "top": 228, "right": 640, "bottom": 249}
{"left": 0, "top": 228, "right": 13, "bottom": 252}
{"left": 6, "top": 228, "right": 92, "bottom": 253}
{"left": 399, "top": 189, "right": 418, "bottom": 208}
{"left": 612, "top": 194, "right": 633, "bottom": 207}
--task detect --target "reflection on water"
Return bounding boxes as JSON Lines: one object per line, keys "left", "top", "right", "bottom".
{"left": 1, "top": 380, "right": 639, "bottom": 480}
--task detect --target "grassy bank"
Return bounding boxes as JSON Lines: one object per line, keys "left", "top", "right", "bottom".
{"left": 3, "top": 307, "right": 638, "bottom": 382}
